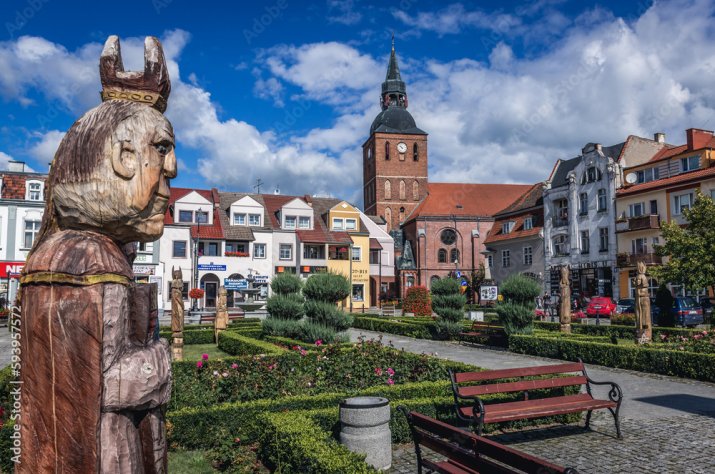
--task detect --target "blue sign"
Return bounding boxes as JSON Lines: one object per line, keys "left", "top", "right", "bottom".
{"left": 461, "top": 280, "right": 468, "bottom": 287}
{"left": 198, "top": 264, "right": 227, "bottom": 271}
{"left": 225, "top": 278, "right": 248, "bottom": 290}
{"left": 455, "top": 271, "right": 462, "bottom": 278}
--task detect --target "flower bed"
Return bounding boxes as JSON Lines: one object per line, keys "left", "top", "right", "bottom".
{"left": 534, "top": 320, "right": 703, "bottom": 339}
{"left": 655, "top": 330, "right": 714, "bottom": 353}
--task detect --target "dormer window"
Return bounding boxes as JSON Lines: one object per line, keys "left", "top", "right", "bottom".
{"left": 284, "top": 216, "right": 296, "bottom": 229}
{"left": 345, "top": 218, "right": 357, "bottom": 231}
{"left": 501, "top": 221, "right": 515, "bottom": 234}
{"left": 233, "top": 213, "right": 246, "bottom": 225}
{"left": 523, "top": 217, "right": 533, "bottom": 230}
{"left": 196, "top": 211, "right": 209, "bottom": 224}
{"left": 26, "top": 180, "right": 43, "bottom": 201}
{"left": 179, "top": 210, "right": 193, "bottom": 223}
{"left": 298, "top": 216, "right": 311, "bottom": 229}
{"left": 249, "top": 214, "right": 261, "bottom": 226}
{"left": 681, "top": 155, "right": 699, "bottom": 173}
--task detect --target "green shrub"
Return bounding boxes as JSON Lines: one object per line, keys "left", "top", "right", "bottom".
{"left": 352, "top": 317, "right": 433, "bottom": 339}
{"left": 266, "top": 293, "right": 304, "bottom": 320}
{"left": 217, "top": 332, "right": 287, "bottom": 357}
{"left": 430, "top": 278, "right": 461, "bottom": 296}
{"left": 433, "top": 320, "right": 463, "bottom": 340}
{"left": 499, "top": 274, "right": 541, "bottom": 308}
{"left": 611, "top": 313, "right": 636, "bottom": 325}
{"left": 262, "top": 335, "right": 352, "bottom": 350}
{"left": 271, "top": 273, "right": 304, "bottom": 295}
{"left": 304, "top": 300, "right": 353, "bottom": 331}
{"left": 261, "top": 317, "right": 304, "bottom": 339}
{"left": 301, "top": 321, "right": 348, "bottom": 344}
{"left": 431, "top": 278, "right": 465, "bottom": 324}
{"left": 433, "top": 306, "right": 464, "bottom": 323}
{"left": 303, "top": 272, "right": 351, "bottom": 303}
{"left": 496, "top": 301, "right": 534, "bottom": 335}
{"left": 402, "top": 286, "right": 432, "bottom": 317}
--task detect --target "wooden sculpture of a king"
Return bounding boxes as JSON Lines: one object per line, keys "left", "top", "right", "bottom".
{"left": 18, "top": 35, "right": 176, "bottom": 473}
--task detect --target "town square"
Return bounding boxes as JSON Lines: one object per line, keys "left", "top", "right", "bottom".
{"left": 0, "top": 0, "right": 714, "bottom": 472}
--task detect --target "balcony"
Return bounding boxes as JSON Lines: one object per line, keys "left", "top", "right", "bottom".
{"left": 616, "top": 215, "right": 660, "bottom": 233}
{"left": 617, "top": 252, "right": 662, "bottom": 267}
{"left": 552, "top": 216, "right": 569, "bottom": 228}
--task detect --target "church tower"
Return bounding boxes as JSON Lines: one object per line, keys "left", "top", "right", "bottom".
{"left": 363, "top": 39, "right": 428, "bottom": 232}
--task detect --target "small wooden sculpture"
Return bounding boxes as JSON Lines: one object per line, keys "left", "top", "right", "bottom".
{"left": 559, "top": 265, "right": 571, "bottom": 333}
{"left": 635, "top": 260, "right": 652, "bottom": 344}
{"left": 215, "top": 285, "right": 229, "bottom": 341}
{"left": 18, "top": 35, "right": 176, "bottom": 473}
{"left": 171, "top": 267, "right": 185, "bottom": 360}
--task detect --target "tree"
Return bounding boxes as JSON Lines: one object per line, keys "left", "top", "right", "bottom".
{"left": 468, "top": 263, "right": 486, "bottom": 304}
{"left": 652, "top": 190, "right": 715, "bottom": 295}
{"left": 496, "top": 274, "right": 541, "bottom": 335}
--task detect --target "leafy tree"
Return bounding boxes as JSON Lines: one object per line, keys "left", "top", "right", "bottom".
{"left": 270, "top": 273, "right": 303, "bottom": 295}
{"left": 652, "top": 190, "right": 715, "bottom": 294}
{"left": 430, "top": 277, "right": 466, "bottom": 324}
{"left": 495, "top": 274, "right": 541, "bottom": 335}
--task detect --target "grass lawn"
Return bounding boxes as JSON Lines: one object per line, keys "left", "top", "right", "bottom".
{"left": 182, "top": 343, "right": 231, "bottom": 361}
{"left": 168, "top": 450, "right": 215, "bottom": 474}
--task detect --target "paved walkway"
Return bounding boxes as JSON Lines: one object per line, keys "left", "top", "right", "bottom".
{"left": 348, "top": 329, "right": 715, "bottom": 473}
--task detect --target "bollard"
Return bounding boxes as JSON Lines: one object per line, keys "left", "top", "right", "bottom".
{"left": 339, "top": 396, "right": 392, "bottom": 470}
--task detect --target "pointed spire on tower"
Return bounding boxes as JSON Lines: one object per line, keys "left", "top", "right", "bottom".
{"left": 380, "top": 35, "right": 407, "bottom": 110}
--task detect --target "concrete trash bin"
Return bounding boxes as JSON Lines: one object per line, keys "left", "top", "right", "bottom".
{"left": 339, "top": 396, "right": 392, "bottom": 470}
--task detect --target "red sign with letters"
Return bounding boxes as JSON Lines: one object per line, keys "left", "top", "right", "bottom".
{"left": 0, "top": 261, "right": 25, "bottom": 278}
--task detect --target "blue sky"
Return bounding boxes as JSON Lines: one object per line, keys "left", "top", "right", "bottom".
{"left": 2, "top": 0, "right": 715, "bottom": 204}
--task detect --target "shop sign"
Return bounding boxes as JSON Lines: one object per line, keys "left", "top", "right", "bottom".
{"left": 133, "top": 265, "right": 155, "bottom": 275}
{"left": 225, "top": 279, "right": 248, "bottom": 290}
{"left": 197, "top": 264, "right": 227, "bottom": 271}
{"left": 134, "top": 253, "right": 151, "bottom": 263}
{"left": 480, "top": 285, "right": 498, "bottom": 301}
{"left": 0, "top": 262, "right": 25, "bottom": 278}
{"left": 254, "top": 275, "right": 269, "bottom": 284}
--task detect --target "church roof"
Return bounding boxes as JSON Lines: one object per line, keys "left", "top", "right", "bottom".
{"left": 370, "top": 107, "right": 426, "bottom": 135}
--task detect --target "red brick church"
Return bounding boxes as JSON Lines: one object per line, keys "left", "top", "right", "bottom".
{"left": 362, "top": 42, "right": 531, "bottom": 299}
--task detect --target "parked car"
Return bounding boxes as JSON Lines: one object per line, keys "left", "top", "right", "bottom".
{"left": 700, "top": 297, "right": 714, "bottom": 323}
{"left": 671, "top": 296, "right": 704, "bottom": 328}
{"left": 650, "top": 298, "right": 661, "bottom": 325}
{"left": 585, "top": 297, "right": 616, "bottom": 318}
{"left": 615, "top": 298, "right": 635, "bottom": 314}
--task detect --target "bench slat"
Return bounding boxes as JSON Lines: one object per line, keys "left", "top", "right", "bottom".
{"left": 415, "top": 430, "right": 481, "bottom": 470}
{"left": 454, "top": 362, "right": 584, "bottom": 383}
{"left": 457, "top": 375, "right": 587, "bottom": 397}
{"left": 423, "top": 458, "right": 482, "bottom": 474}
{"left": 472, "top": 435, "right": 569, "bottom": 473}
{"left": 410, "top": 412, "right": 475, "bottom": 445}
{"left": 459, "top": 393, "right": 616, "bottom": 422}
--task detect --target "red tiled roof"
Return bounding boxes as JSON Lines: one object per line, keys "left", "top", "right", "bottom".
{"left": 406, "top": 182, "right": 533, "bottom": 221}
{"left": 296, "top": 229, "right": 328, "bottom": 243}
{"left": 260, "top": 194, "right": 297, "bottom": 228}
{"left": 164, "top": 187, "right": 224, "bottom": 239}
{"left": 483, "top": 215, "right": 542, "bottom": 244}
{"left": 646, "top": 144, "right": 688, "bottom": 164}
{"left": 617, "top": 166, "right": 715, "bottom": 196}
{"left": 370, "top": 238, "right": 383, "bottom": 250}
{"left": 164, "top": 187, "right": 215, "bottom": 225}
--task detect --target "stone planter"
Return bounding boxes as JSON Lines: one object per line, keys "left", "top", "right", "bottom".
{"left": 339, "top": 396, "right": 392, "bottom": 470}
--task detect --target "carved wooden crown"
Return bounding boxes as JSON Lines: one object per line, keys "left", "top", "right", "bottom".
{"left": 99, "top": 35, "right": 171, "bottom": 113}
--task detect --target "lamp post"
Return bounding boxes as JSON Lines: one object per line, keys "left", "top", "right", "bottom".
{"left": 192, "top": 207, "right": 203, "bottom": 311}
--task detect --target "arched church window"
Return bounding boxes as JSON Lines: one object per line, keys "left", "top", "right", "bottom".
{"left": 385, "top": 142, "right": 390, "bottom": 160}
{"left": 412, "top": 181, "right": 419, "bottom": 201}
{"left": 450, "top": 248, "right": 460, "bottom": 264}
{"left": 384, "top": 207, "right": 392, "bottom": 229}
{"left": 438, "top": 248, "right": 447, "bottom": 263}
{"left": 385, "top": 180, "right": 391, "bottom": 200}
{"left": 399, "top": 180, "right": 406, "bottom": 200}
{"left": 413, "top": 143, "right": 419, "bottom": 161}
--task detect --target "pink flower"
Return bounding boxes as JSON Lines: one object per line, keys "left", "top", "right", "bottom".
{"left": 387, "top": 378, "right": 394, "bottom": 385}
{"left": 386, "top": 367, "right": 395, "bottom": 376}
{"left": 231, "top": 363, "right": 238, "bottom": 369}
{"left": 234, "top": 437, "right": 241, "bottom": 444}
{"left": 300, "top": 349, "right": 308, "bottom": 356}
{"left": 196, "top": 361, "right": 203, "bottom": 368}
{"left": 315, "top": 339, "right": 323, "bottom": 346}
{"left": 267, "top": 363, "right": 276, "bottom": 370}
{"left": 703, "top": 331, "right": 709, "bottom": 335}
{"left": 202, "top": 353, "right": 209, "bottom": 360}
{"left": 374, "top": 367, "right": 383, "bottom": 376}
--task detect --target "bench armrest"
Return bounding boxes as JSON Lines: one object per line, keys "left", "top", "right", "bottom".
{"left": 580, "top": 360, "right": 623, "bottom": 404}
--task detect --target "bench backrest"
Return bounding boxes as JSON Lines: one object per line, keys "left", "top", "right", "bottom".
{"left": 401, "top": 408, "right": 573, "bottom": 474}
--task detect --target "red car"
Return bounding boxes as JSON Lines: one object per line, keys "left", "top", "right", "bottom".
{"left": 586, "top": 297, "right": 616, "bottom": 317}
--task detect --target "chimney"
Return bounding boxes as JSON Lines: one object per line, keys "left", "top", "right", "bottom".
{"left": 8, "top": 161, "right": 25, "bottom": 173}
{"left": 654, "top": 132, "right": 665, "bottom": 143}
{"left": 686, "top": 128, "right": 714, "bottom": 150}
{"left": 595, "top": 143, "right": 602, "bottom": 152}
{"left": 303, "top": 194, "right": 313, "bottom": 206}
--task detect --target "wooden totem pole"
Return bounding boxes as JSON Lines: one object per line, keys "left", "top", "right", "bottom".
{"left": 635, "top": 260, "right": 652, "bottom": 344}
{"left": 215, "top": 285, "right": 229, "bottom": 342}
{"left": 559, "top": 265, "right": 572, "bottom": 333}
{"left": 171, "top": 267, "right": 185, "bottom": 360}
{"left": 18, "top": 35, "right": 176, "bottom": 473}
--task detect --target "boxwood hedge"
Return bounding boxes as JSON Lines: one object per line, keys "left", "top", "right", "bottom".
{"left": 216, "top": 331, "right": 287, "bottom": 357}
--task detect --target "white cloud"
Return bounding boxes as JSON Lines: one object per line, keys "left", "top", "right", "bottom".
{"left": 29, "top": 130, "right": 64, "bottom": 165}
{"left": 0, "top": 152, "right": 15, "bottom": 170}
{"left": 326, "top": 0, "right": 362, "bottom": 25}
{"left": 393, "top": 4, "right": 521, "bottom": 36}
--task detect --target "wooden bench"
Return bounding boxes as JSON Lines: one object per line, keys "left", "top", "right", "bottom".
{"left": 381, "top": 304, "right": 396, "bottom": 317}
{"left": 459, "top": 322, "right": 506, "bottom": 344}
{"left": 199, "top": 310, "right": 245, "bottom": 325}
{"left": 448, "top": 360, "right": 622, "bottom": 438}
{"left": 398, "top": 407, "right": 578, "bottom": 474}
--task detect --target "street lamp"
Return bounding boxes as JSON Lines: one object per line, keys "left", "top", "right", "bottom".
{"left": 192, "top": 207, "right": 203, "bottom": 311}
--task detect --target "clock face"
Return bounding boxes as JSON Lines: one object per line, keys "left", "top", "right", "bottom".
{"left": 397, "top": 142, "right": 407, "bottom": 153}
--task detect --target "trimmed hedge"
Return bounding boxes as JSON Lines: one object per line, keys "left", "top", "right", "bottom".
{"left": 509, "top": 334, "right": 715, "bottom": 382}
{"left": 533, "top": 321, "right": 703, "bottom": 339}
{"left": 217, "top": 331, "right": 287, "bottom": 357}
{"left": 352, "top": 317, "right": 433, "bottom": 339}
{"left": 159, "top": 327, "right": 215, "bottom": 344}
{"left": 262, "top": 335, "right": 352, "bottom": 351}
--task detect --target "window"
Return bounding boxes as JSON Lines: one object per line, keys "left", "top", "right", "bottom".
{"left": 198, "top": 241, "right": 219, "bottom": 256}
{"left": 195, "top": 211, "right": 209, "bottom": 224}
{"left": 523, "top": 246, "right": 533, "bottom": 266}
{"left": 303, "top": 244, "right": 324, "bottom": 259}
{"left": 579, "top": 193, "right": 588, "bottom": 215}
{"left": 580, "top": 230, "right": 590, "bottom": 254}
{"left": 450, "top": 248, "right": 460, "bottom": 264}
{"left": 650, "top": 200, "right": 658, "bottom": 215}
{"left": 332, "top": 218, "right": 344, "bottom": 230}
{"left": 501, "top": 221, "right": 514, "bottom": 234}
{"left": 636, "top": 167, "right": 659, "bottom": 183}
{"left": 673, "top": 192, "right": 694, "bottom": 215}
{"left": 284, "top": 216, "right": 296, "bottom": 229}
{"left": 523, "top": 217, "right": 533, "bottom": 230}
{"left": 629, "top": 202, "right": 645, "bottom": 218}
{"left": 351, "top": 246, "right": 361, "bottom": 261}
{"left": 329, "top": 245, "right": 349, "bottom": 260}
{"left": 178, "top": 210, "right": 193, "bottom": 223}
{"left": 438, "top": 248, "right": 447, "bottom": 263}
{"left": 369, "top": 250, "right": 379, "bottom": 264}
{"left": 253, "top": 243, "right": 266, "bottom": 258}
{"left": 279, "top": 244, "right": 292, "bottom": 260}
{"left": 501, "top": 250, "right": 510, "bottom": 268}
{"left": 553, "top": 235, "right": 568, "bottom": 256}
{"left": 440, "top": 229, "right": 457, "bottom": 245}
{"left": 385, "top": 142, "right": 390, "bottom": 160}
{"left": 555, "top": 199, "right": 568, "bottom": 222}
{"left": 23, "top": 220, "right": 40, "bottom": 248}
{"left": 597, "top": 189, "right": 607, "bottom": 212}
{"left": 138, "top": 242, "right": 153, "bottom": 252}
{"left": 225, "top": 241, "right": 247, "bottom": 254}
{"left": 412, "top": 181, "right": 419, "bottom": 201}
{"left": 172, "top": 240, "right": 187, "bottom": 258}
{"left": 26, "top": 181, "right": 43, "bottom": 201}
{"left": 413, "top": 143, "right": 419, "bottom": 161}
{"left": 233, "top": 213, "right": 246, "bottom": 225}
{"left": 487, "top": 255, "right": 493, "bottom": 268}
{"left": 249, "top": 214, "right": 261, "bottom": 226}
{"left": 632, "top": 238, "right": 648, "bottom": 255}
{"left": 385, "top": 180, "right": 391, "bottom": 200}
{"left": 680, "top": 155, "right": 699, "bottom": 173}
{"left": 399, "top": 180, "right": 406, "bottom": 200}
{"left": 167, "top": 281, "right": 189, "bottom": 301}
{"left": 599, "top": 227, "right": 609, "bottom": 252}
{"left": 352, "top": 284, "right": 364, "bottom": 302}
{"left": 345, "top": 218, "right": 357, "bottom": 231}
{"left": 299, "top": 216, "right": 311, "bottom": 229}
{"left": 585, "top": 167, "right": 601, "bottom": 183}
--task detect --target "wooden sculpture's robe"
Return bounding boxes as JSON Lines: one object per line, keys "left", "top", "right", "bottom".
{"left": 19, "top": 229, "right": 170, "bottom": 473}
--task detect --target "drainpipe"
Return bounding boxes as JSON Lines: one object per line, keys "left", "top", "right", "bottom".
{"left": 349, "top": 242, "right": 353, "bottom": 313}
